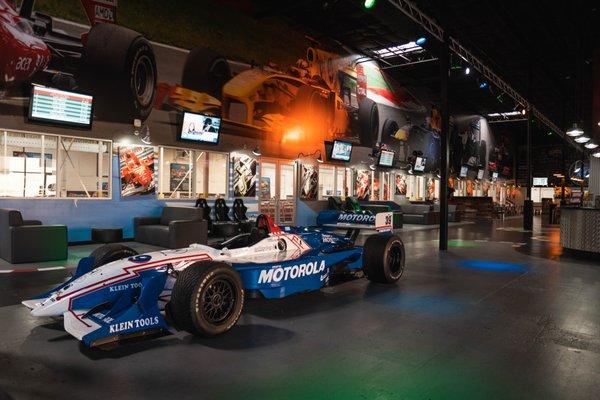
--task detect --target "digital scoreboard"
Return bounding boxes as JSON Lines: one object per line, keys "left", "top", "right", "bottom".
{"left": 29, "top": 85, "right": 93, "bottom": 128}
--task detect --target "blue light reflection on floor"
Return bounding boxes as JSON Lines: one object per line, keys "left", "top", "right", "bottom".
{"left": 458, "top": 259, "right": 529, "bottom": 273}
{"left": 367, "top": 291, "right": 470, "bottom": 316}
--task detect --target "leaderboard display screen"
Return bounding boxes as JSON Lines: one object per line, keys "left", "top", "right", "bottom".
{"left": 330, "top": 140, "right": 353, "bottom": 161}
{"left": 378, "top": 149, "right": 395, "bottom": 167}
{"left": 533, "top": 177, "right": 548, "bottom": 186}
{"left": 179, "top": 111, "right": 221, "bottom": 144}
{"left": 29, "top": 85, "right": 93, "bottom": 128}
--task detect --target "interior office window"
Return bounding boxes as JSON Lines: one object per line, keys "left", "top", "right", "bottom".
{"left": 159, "top": 147, "right": 194, "bottom": 199}
{"left": 335, "top": 167, "right": 346, "bottom": 197}
{"left": 58, "top": 136, "right": 111, "bottom": 198}
{"left": 208, "top": 152, "right": 228, "bottom": 197}
{"left": 318, "top": 165, "right": 335, "bottom": 200}
{"left": 0, "top": 131, "right": 110, "bottom": 199}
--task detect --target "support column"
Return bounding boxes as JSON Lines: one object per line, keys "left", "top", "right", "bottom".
{"left": 523, "top": 107, "right": 534, "bottom": 230}
{"left": 439, "top": 31, "right": 450, "bottom": 251}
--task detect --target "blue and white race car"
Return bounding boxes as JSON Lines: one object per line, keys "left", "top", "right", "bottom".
{"left": 23, "top": 215, "right": 405, "bottom": 347}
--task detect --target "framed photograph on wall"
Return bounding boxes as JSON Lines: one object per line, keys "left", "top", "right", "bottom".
{"left": 232, "top": 154, "right": 258, "bottom": 197}
{"left": 355, "top": 170, "right": 371, "bottom": 200}
{"left": 119, "top": 146, "right": 156, "bottom": 197}
{"left": 170, "top": 163, "right": 190, "bottom": 192}
{"left": 395, "top": 174, "right": 407, "bottom": 195}
{"left": 300, "top": 164, "right": 318, "bottom": 200}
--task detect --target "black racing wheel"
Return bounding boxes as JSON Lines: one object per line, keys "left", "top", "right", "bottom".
{"left": 362, "top": 234, "right": 405, "bottom": 283}
{"left": 169, "top": 261, "right": 244, "bottom": 337}
{"left": 89, "top": 243, "right": 138, "bottom": 270}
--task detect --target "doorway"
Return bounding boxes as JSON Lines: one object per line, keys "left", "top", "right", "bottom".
{"left": 259, "top": 159, "right": 296, "bottom": 225}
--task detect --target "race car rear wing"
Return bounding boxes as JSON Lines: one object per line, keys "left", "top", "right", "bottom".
{"left": 320, "top": 211, "right": 394, "bottom": 243}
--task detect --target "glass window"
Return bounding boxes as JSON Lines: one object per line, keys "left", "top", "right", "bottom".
{"left": 208, "top": 152, "right": 228, "bottom": 197}
{"left": 0, "top": 130, "right": 111, "bottom": 199}
{"left": 318, "top": 165, "right": 335, "bottom": 200}
{"left": 159, "top": 147, "right": 193, "bottom": 199}
{"left": 335, "top": 167, "right": 346, "bottom": 197}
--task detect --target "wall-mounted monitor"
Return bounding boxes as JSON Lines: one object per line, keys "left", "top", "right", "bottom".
{"left": 28, "top": 84, "right": 93, "bottom": 128}
{"left": 330, "top": 140, "right": 353, "bottom": 162}
{"left": 477, "top": 169, "right": 485, "bottom": 180}
{"left": 378, "top": 149, "right": 395, "bottom": 167}
{"left": 414, "top": 156, "right": 426, "bottom": 172}
{"left": 533, "top": 177, "right": 548, "bottom": 186}
{"left": 459, "top": 165, "right": 469, "bottom": 178}
{"left": 178, "top": 111, "right": 221, "bottom": 144}
{"left": 492, "top": 172, "right": 499, "bottom": 181}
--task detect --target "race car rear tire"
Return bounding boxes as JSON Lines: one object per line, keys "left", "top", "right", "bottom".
{"left": 358, "top": 98, "right": 379, "bottom": 147}
{"left": 362, "top": 234, "right": 405, "bottom": 284}
{"left": 89, "top": 244, "right": 138, "bottom": 270}
{"left": 82, "top": 23, "right": 157, "bottom": 122}
{"left": 169, "top": 261, "right": 244, "bottom": 337}
{"left": 182, "top": 47, "right": 231, "bottom": 99}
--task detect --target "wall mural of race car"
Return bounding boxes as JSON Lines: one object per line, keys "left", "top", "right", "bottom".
{"left": 0, "top": 0, "right": 157, "bottom": 122}
{"left": 23, "top": 214, "right": 405, "bottom": 348}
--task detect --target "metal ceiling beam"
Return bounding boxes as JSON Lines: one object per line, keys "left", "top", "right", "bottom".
{"left": 385, "top": 0, "right": 582, "bottom": 152}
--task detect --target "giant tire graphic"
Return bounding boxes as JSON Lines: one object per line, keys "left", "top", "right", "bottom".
{"left": 358, "top": 98, "right": 379, "bottom": 147}
{"left": 182, "top": 47, "right": 231, "bottom": 99}
{"left": 82, "top": 23, "right": 157, "bottom": 122}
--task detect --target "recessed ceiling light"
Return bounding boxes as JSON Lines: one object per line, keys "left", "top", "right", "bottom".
{"left": 584, "top": 142, "right": 598, "bottom": 149}
{"left": 566, "top": 123, "right": 584, "bottom": 137}
{"left": 574, "top": 136, "right": 590, "bottom": 143}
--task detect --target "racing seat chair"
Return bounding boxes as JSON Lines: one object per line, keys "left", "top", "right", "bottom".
{"left": 195, "top": 198, "right": 213, "bottom": 234}
{"left": 211, "top": 199, "right": 239, "bottom": 239}
{"left": 328, "top": 196, "right": 344, "bottom": 211}
{"left": 232, "top": 199, "right": 254, "bottom": 233}
{"left": 215, "top": 214, "right": 271, "bottom": 250}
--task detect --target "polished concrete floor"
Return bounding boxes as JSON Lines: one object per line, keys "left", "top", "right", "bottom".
{"left": 0, "top": 217, "right": 598, "bottom": 399}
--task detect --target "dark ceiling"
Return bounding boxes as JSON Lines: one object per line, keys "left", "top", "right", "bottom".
{"left": 246, "top": 0, "right": 600, "bottom": 147}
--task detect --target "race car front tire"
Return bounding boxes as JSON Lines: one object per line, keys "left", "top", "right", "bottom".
{"left": 89, "top": 243, "right": 139, "bottom": 270}
{"left": 357, "top": 97, "right": 379, "bottom": 147}
{"left": 169, "top": 261, "right": 244, "bottom": 337}
{"left": 362, "top": 234, "right": 405, "bottom": 284}
{"left": 181, "top": 47, "right": 231, "bottom": 99}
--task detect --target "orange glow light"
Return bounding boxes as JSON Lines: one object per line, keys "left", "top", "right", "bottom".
{"left": 283, "top": 126, "right": 304, "bottom": 143}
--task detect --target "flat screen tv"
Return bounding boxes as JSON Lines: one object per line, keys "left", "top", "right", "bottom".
{"left": 459, "top": 165, "right": 468, "bottom": 178}
{"left": 492, "top": 172, "right": 499, "bottom": 180}
{"left": 28, "top": 84, "right": 93, "bottom": 128}
{"left": 533, "top": 177, "right": 548, "bottom": 186}
{"left": 179, "top": 111, "right": 221, "bottom": 144}
{"left": 378, "top": 149, "right": 395, "bottom": 167}
{"left": 330, "top": 140, "right": 353, "bottom": 162}
{"left": 414, "top": 156, "right": 426, "bottom": 172}
{"left": 477, "top": 169, "right": 485, "bottom": 180}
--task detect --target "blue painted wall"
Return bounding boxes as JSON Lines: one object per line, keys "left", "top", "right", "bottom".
{"left": 0, "top": 156, "right": 165, "bottom": 242}
{"left": 0, "top": 156, "right": 266, "bottom": 243}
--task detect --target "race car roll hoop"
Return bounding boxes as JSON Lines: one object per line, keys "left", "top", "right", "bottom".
{"left": 23, "top": 214, "right": 405, "bottom": 348}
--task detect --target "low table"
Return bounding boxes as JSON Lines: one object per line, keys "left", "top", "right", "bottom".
{"left": 91, "top": 227, "right": 124, "bottom": 243}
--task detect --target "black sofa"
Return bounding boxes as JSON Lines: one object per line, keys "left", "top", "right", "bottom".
{"left": 398, "top": 204, "right": 439, "bottom": 225}
{"left": 0, "top": 209, "right": 67, "bottom": 263}
{"left": 134, "top": 206, "right": 208, "bottom": 248}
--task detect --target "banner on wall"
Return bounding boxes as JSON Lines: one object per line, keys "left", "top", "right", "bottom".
{"left": 119, "top": 146, "right": 156, "bottom": 197}
{"left": 355, "top": 170, "right": 371, "bottom": 200}
{"left": 232, "top": 155, "right": 258, "bottom": 197}
{"left": 395, "top": 174, "right": 407, "bottom": 195}
{"left": 300, "top": 164, "right": 318, "bottom": 200}
{"left": 169, "top": 163, "right": 190, "bottom": 192}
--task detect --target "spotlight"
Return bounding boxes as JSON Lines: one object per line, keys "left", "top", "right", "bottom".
{"left": 574, "top": 136, "right": 590, "bottom": 143}
{"left": 585, "top": 142, "right": 598, "bottom": 149}
{"left": 566, "top": 123, "right": 584, "bottom": 137}
{"left": 592, "top": 151, "right": 600, "bottom": 158}
{"left": 415, "top": 37, "right": 427, "bottom": 46}
{"left": 464, "top": 66, "right": 471, "bottom": 75}
{"left": 547, "top": 131, "right": 553, "bottom": 136}
{"left": 141, "top": 126, "right": 152, "bottom": 145}
{"left": 316, "top": 151, "right": 323, "bottom": 163}
{"left": 252, "top": 147, "right": 262, "bottom": 156}
{"left": 369, "top": 164, "right": 376, "bottom": 171}
{"left": 479, "top": 81, "right": 489, "bottom": 89}
{"left": 364, "top": 0, "right": 376, "bottom": 9}
{"left": 521, "top": 109, "right": 526, "bottom": 115}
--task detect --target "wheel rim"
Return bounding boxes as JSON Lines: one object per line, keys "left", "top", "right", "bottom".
{"left": 134, "top": 54, "right": 155, "bottom": 106}
{"left": 387, "top": 241, "right": 404, "bottom": 278}
{"left": 201, "top": 277, "right": 236, "bottom": 324}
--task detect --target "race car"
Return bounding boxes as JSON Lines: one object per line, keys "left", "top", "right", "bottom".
{"left": 23, "top": 214, "right": 405, "bottom": 347}
{"left": 0, "top": 0, "right": 156, "bottom": 121}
